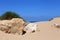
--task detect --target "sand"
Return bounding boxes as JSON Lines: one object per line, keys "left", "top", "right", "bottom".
{"left": 0, "top": 18, "right": 60, "bottom": 40}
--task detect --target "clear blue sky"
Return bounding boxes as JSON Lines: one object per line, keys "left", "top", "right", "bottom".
{"left": 0, "top": 0, "right": 60, "bottom": 21}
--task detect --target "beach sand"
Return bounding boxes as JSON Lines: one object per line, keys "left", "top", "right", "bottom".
{"left": 0, "top": 17, "right": 60, "bottom": 40}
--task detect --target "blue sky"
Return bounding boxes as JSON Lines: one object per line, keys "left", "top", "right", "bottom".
{"left": 0, "top": 0, "right": 60, "bottom": 21}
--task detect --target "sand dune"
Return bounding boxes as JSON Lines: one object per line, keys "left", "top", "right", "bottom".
{"left": 0, "top": 17, "right": 60, "bottom": 40}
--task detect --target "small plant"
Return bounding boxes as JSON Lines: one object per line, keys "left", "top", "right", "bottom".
{"left": 49, "top": 18, "right": 54, "bottom": 21}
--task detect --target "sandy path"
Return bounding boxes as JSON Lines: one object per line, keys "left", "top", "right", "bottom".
{"left": 0, "top": 21, "right": 60, "bottom": 40}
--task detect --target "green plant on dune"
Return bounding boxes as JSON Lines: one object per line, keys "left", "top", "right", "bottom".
{"left": 49, "top": 18, "right": 54, "bottom": 21}
{"left": 0, "top": 11, "right": 22, "bottom": 20}
{"left": 0, "top": 16, "right": 1, "bottom": 19}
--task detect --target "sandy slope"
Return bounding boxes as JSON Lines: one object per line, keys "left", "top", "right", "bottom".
{"left": 35, "top": 21, "right": 60, "bottom": 40}
{"left": 0, "top": 18, "right": 60, "bottom": 40}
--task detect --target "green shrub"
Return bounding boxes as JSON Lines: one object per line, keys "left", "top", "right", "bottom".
{"left": 0, "top": 11, "right": 22, "bottom": 20}
{"left": 49, "top": 18, "right": 54, "bottom": 21}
